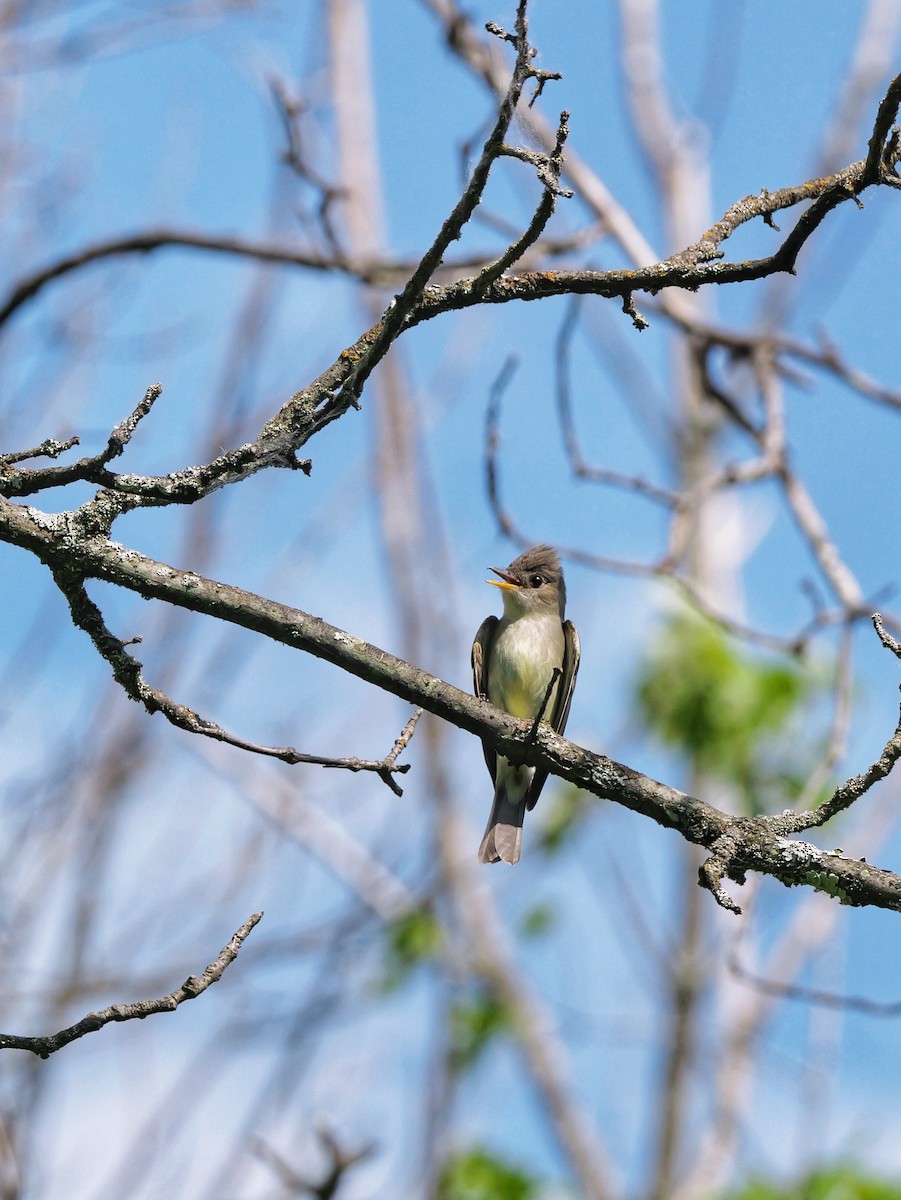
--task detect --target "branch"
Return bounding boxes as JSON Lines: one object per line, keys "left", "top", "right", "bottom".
{"left": 255, "top": 1128, "right": 375, "bottom": 1200}
{"left": 0, "top": 912, "right": 262, "bottom": 1058}
{"left": 0, "top": 436, "right": 80, "bottom": 467}
{"left": 51, "top": 566, "right": 419, "bottom": 793}
{"left": 0, "top": 384, "right": 163, "bottom": 499}
{"left": 0, "top": 3, "right": 564, "bottom": 522}
{"left": 779, "top": 688, "right": 901, "bottom": 834}
{"left": 864, "top": 72, "right": 901, "bottom": 180}
{"left": 5, "top": 495, "right": 901, "bottom": 915}
{"left": 5, "top": 64, "right": 897, "bottom": 538}
{"left": 0, "top": 230, "right": 470, "bottom": 333}
{"left": 405, "top": 72, "right": 901, "bottom": 320}
{"left": 874, "top": 612, "right": 901, "bottom": 659}
{"left": 322, "top": 0, "right": 546, "bottom": 410}
{"left": 729, "top": 950, "right": 901, "bottom": 1017}
{"left": 555, "top": 297, "right": 677, "bottom": 504}
{"left": 471, "top": 110, "right": 572, "bottom": 291}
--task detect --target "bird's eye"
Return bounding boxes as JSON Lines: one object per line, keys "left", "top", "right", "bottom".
{"left": 529, "top": 573, "right": 544, "bottom": 588}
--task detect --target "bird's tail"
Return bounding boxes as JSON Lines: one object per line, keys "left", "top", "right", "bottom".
{"left": 478, "top": 781, "right": 526, "bottom": 865}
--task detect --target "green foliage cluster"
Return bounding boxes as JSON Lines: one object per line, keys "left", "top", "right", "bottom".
{"left": 636, "top": 613, "right": 820, "bottom": 813}
{"left": 437, "top": 1147, "right": 537, "bottom": 1200}
{"left": 449, "top": 991, "right": 514, "bottom": 1071}
{"left": 519, "top": 902, "right": 556, "bottom": 938}
{"left": 726, "top": 1165, "right": 901, "bottom": 1200}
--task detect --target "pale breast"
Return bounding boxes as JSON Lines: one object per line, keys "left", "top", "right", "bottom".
{"left": 488, "top": 614, "right": 565, "bottom": 720}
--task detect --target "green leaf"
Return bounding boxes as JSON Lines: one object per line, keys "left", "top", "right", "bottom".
{"left": 537, "top": 786, "right": 586, "bottom": 853}
{"left": 379, "top": 904, "right": 442, "bottom": 992}
{"left": 635, "top": 613, "right": 823, "bottom": 813}
{"left": 520, "top": 903, "right": 556, "bottom": 938}
{"left": 449, "top": 992, "right": 513, "bottom": 1071}
{"left": 437, "top": 1147, "right": 537, "bottom": 1200}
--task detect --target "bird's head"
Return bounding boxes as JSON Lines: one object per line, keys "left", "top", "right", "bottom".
{"left": 487, "top": 544, "right": 566, "bottom": 619}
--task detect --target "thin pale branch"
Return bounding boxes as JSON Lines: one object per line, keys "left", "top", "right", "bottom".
{"left": 555, "top": 297, "right": 677, "bottom": 504}
{"left": 729, "top": 951, "right": 901, "bottom": 1016}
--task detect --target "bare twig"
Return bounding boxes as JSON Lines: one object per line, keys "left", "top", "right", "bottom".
{"left": 864, "top": 71, "right": 901, "bottom": 179}
{"left": 555, "top": 298, "right": 677, "bottom": 503}
{"left": 781, "top": 693, "right": 901, "bottom": 833}
{"left": 484, "top": 354, "right": 520, "bottom": 539}
{"left": 498, "top": 132, "right": 573, "bottom": 197}
{"left": 472, "top": 110, "right": 572, "bottom": 291}
{"left": 326, "top": 0, "right": 544, "bottom": 410}
{"left": 404, "top": 71, "right": 901, "bottom": 322}
{"left": 378, "top": 708, "right": 424, "bottom": 794}
{"left": 0, "top": 436, "right": 80, "bottom": 467}
{"left": 0, "top": 384, "right": 162, "bottom": 499}
{"left": 795, "top": 622, "right": 856, "bottom": 811}
{"left": 0, "top": 912, "right": 262, "bottom": 1058}
{"left": 52, "top": 569, "right": 418, "bottom": 792}
{"left": 874, "top": 612, "right": 901, "bottom": 658}
{"left": 255, "top": 1127, "right": 375, "bottom": 1199}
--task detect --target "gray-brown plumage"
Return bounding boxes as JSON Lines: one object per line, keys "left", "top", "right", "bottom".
{"left": 472, "top": 545, "right": 580, "bottom": 864}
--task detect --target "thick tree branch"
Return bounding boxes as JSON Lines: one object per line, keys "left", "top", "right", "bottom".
{"left": 0, "top": 912, "right": 262, "bottom": 1058}
{"left": 3, "top": 493, "right": 901, "bottom": 915}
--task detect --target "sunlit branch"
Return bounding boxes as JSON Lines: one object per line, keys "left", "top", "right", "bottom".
{"left": 3, "top": 490, "right": 901, "bottom": 916}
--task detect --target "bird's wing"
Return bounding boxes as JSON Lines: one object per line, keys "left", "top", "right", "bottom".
{"left": 526, "top": 619, "right": 581, "bottom": 811}
{"left": 553, "top": 620, "right": 581, "bottom": 737}
{"left": 472, "top": 615, "right": 499, "bottom": 784}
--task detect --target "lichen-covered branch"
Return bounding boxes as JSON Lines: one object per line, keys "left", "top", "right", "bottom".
{"left": 3, "top": 491, "right": 901, "bottom": 916}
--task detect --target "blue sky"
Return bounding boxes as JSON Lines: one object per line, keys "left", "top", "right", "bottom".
{"left": 2, "top": 2, "right": 901, "bottom": 1197}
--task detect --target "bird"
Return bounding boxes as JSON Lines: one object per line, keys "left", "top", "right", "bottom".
{"left": 472, "top": 544, "right": 580, "bottom": 864}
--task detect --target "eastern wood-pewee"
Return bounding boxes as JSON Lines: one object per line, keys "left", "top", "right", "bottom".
{"left": 472, "top": 545, "right": 580, "bottom": 864}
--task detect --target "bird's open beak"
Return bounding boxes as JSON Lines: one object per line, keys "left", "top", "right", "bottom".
{"left": 487, "top": 566, "right": 519, "bottom": 590}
